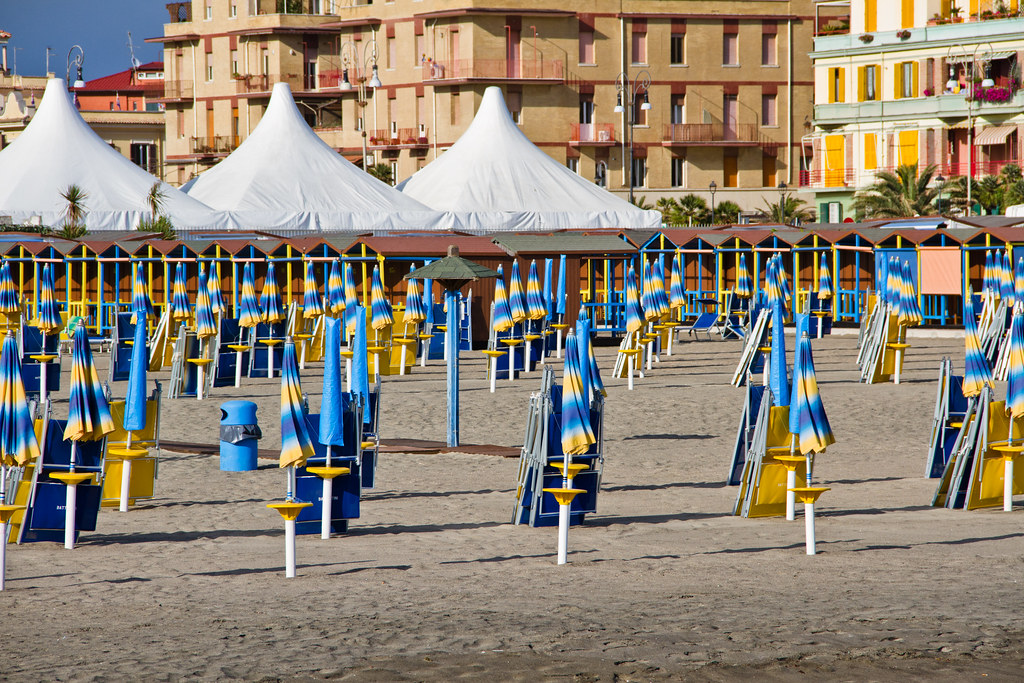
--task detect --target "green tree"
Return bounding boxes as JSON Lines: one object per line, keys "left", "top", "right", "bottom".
{"left": 851, "top": 163, "right": 940, "bottom": 219}
{"left": 715, "top": 200, "right": 742, "bottom": 225}
{"left": 759, "top": 194, "right": 813, "bottom": 224}
{"left": 138, "top": 182, "right": 177, "bottom": 239}
{"left": 655, "top": 197, "right": 682, "bottom": 225}
{"left": 676, "top": 194, "right": 709, "bottom": 225}
{"left": 59, "top": 184, "right": 88, "bottom": 239}
{"left": 367, "top": 162, "right": 394, "bottom": 185}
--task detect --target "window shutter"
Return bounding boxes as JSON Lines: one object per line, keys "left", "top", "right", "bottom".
{"left": 838, "top": 67, "right": 846, "bottom": 102}
{"left": 828, "top": 69, "right": 836, "bottom": 103}
{"left": 858, "top": 67, "right": 866, "bottom": 102}
{"left": 912, "top": 61, "right": 920, "bottom": 97}
{"left": 895, "top": 63, "right": 903, "bottom": 99}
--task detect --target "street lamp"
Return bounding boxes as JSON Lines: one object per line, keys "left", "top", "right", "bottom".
{"left": 709, "top": 180, "right": 717, "bottom": 225}
{"left": 935, "top": 174, "right": 945, "bottom": 215}
{"left": 66, "top": 44, "right": 85, "bottom": 89}
{"left": 778, "top": 181, "right": 788, "bottom": 224}
{"left": 339, "top": 39, "right": 382, "bottom": 172}
{"left": 614, "top": 70, "right": 651, "bottom": 204}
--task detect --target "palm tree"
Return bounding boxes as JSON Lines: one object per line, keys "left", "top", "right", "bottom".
{"left": 715, "top": 200, "right": 742, "bottom": 225}
{"left": 367, "top": 162, "right": 394, "bottom": 185}
{"left": 676, "top": 194, "right": 708, "bottom": 225}
{"left": 146, "top": 182, "right": 167, "bottom": 218}
{"left": 851, "top": 163, "right": 940, "bottom": 219}
{"left": 59, "top": 184, "right": 88, "bottom": 238}
{"left": 655, "top": 197, "right": 682, "bottom": 225}
{"left": 759, "top": 194, "right": 813, "bottom": 224}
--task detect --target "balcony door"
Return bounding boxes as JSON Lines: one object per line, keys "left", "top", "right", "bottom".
{"left": 507, "top": 28, "right": 521, "bottom": 78}
{"left": 303, "top": 39, "right": 317, "bottom": 90}
{"left": 723, "top": 94, "right": 738, "bottom": 140}
{"left": 579, "top": 95, "right": 594, "bottom": 141}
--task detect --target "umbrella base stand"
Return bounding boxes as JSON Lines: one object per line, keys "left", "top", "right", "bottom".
{"left": 993, "top": 446, "right": 1024, "bottom": 511}
{"left": 543, "top": 488, "right": 585, "bottom": 565}
{"left": 789, "top": 487, "right": 830, "bottom": 555}
{"left": 268, "top": 502, "right": 312, "bottom": 577}
{"left": 51, "top": 473, "right": 93, "bottom": 550}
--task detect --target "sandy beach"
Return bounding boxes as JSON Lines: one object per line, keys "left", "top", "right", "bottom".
{"left": 3, "top": 332, "right": 1024, "bottom": 681}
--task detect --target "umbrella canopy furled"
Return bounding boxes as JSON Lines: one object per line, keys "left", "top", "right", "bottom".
{"left": 625, "top": 264, "right": 644, "bottom": 334}
{"left": 0, "top": 333, "right": 40, "bottom": 466}
{"left": 777, "top": 255, "right": 792, "bottom": 304}
{"left": 279, "top": 338, "right": 315, "bottom": 469}
{"left": 319, "top": 316, "right": 344, "bottom": 447}
{"left": 898, "top": 260, "right": 922, "bottom": 327}
{"left": 350, "top": 305, "right": 371, "bottom": 423}
{"left": 1016, "top": 257, "right": 1024, "bottom": 306}
{"left": 983, "top": 250, "right": 995, "bottom": 297}
{"left": 260, "top": 262, "right": 285, "bottom": 324}
{"left": 818, "top": 252, "right": 833, "bottom": 300}
{"left": 734, "top": 254, "right": 752, "bottom": 300}
{"left": 302, "top": 261, "right": 324, "bottom": 318}
{"left": 508, "top": 260, "right": 527, "bottom": 324}
{"left": 0, "top": 262, "right": 20, "bottom": 315}
{"left": 543, "top": 258, "right": 554, "bottom": 320}
{"left": 195, "top": 266, "right": 217, "bottom": 339}
{"left": 491, "top": 265, "right": 513, "bottom": 333}
{"left": 1007, "top": 308, "right": 1024, "bottom": 420}
{"left": 131, "top": 263, "right": 155, "bottom": 325}
{"left": 525, "top": 260, "right": 548, "bottom": 320}
{"left": 370, "top": 264, "right": 394, "bottom": 331}
{"left": 207, "top": 262, "right": 227, "bottom": 317}
{"left": 765, "top": 255, "right": 786, "bottom": 314}
{"left": 1002, "top": 250, "right": 1015, "bottom": 304}
{"left": 343, "top": 262, "right": 359, "bottom": 335}
{"left": 670, "top": 251, "right": 687, "bottom": 309}
{"left": 555, "top": 254, "right": 567, "bottom": 318}
{"left": 170, "top": 262, "right": 190, "bottom": 322}
{"left": 37, "top": 264, "right": 62, "bottom": 334}
{"left": 64, "top": 325, "right": 115, "bottom": 443}
{"left": 238, "top": 262, "right": 262, "bottom": 329}
{"left": 124, "top": 316, "right": 148, "bottom": 433}
{"left": 963, "top": 291, "right": 994, "bottom": 398}
{"left": 561, "top": 333, "right": 597, "bottom": 456}
{"left": 790, "top": 333, "right": 835, "bottom": 455}
{"left": 327, "top": 260, "right": 345, "bottom": 316}
{"left": 641, "top": 261, "right": 660, "bottom": 322}
{"left": 403, "top": 271, "right": 427, "bottom": 324}
{"left": 651, "top": 256, "right": 670, "bottom": 318}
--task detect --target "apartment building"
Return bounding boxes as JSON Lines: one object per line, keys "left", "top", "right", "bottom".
{"left": 152, "top": 0, "right": 813, "bottom": 212}
{"left": 808, "top": 0, "right": 1024, "bottom": 220}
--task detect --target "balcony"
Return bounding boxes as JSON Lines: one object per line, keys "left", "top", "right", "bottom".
{"left": 798, "top": 160, "right": 1020, "bottom": 189}
{"left": 424, "top": 59, "right": 564, "bottom": 83}
{"left": 166, "top": 2, "right": 191, "bottom": 23}
{"left": 368, "top": 127, "right": 429, "bottom": 148}
{"left": 569, "top": 123, "right": 616, "bottom": 146}
{"left": 252, "top": 0, "right": 338, "bottom": 15}
{"left": 190, "top": 136, "right": 239, "bottom": 156}
{"left": 663, "top": 123, "right": 778, "bottom": 148}
{"left": 814, "top": 90, "right": 1024, "bottom": 126}
{"left": 814, "top": 16, "right": 1024, "bottom": 56}
{"left": 160, "top": 80, "right": 194, "bottom": 101}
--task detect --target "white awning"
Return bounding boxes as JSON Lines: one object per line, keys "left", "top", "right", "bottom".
{"left": 947, "top": 51, "right": 1016, "bottom": 64}
{"left": 974, "top": 124, "right": 1016, "bottom": 145}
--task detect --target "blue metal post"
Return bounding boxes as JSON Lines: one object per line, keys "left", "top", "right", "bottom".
{"left": 446, "top": 288, "right": 459, "bottom": 447}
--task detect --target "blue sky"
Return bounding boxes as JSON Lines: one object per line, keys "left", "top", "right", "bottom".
{"left": 3, "top": 1, "right": 167, "bottom": 80}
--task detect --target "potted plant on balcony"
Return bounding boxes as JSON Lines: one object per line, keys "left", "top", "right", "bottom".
{"left": 950, "top": 5, "right": 963, "bottom": 22}
{"left": 896, "top": 29, "right": 911, "bottom": 39}
{"left": 859, "top": 33, "right": 874, "bottom": 43}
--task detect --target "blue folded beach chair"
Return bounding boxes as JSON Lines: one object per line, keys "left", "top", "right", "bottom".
{"left": 213, "top": 318, "right": 246, "bottom": 387}
{"left": 728, "top": 382, "right": 765, "bottom": 485}
{"left": 687, "top": 298, "right": 721, "bottom": 338}
{"left": 107, "top": 313, "right": 135, "bottom": 381}
{"left": 248, "top": 322, "right": 285, "bottom": 378}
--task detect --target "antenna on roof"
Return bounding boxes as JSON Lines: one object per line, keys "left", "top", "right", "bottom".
{"left": 127, "top": 31, "right": 141, "bottom": 70}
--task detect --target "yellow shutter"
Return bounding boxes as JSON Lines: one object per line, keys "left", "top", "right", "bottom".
{"left": 901, "top": 0, "right": 914, "bottom": 28}
{"left": 894, "top": 63, "right": 903, "bottom": 99}
{"left": 912, "top": 62, "right": 919, "bottom": 98}
{"left": 899, "top": 130, "right": 919, "bottom": 167}
{"left": 825, "top": 135, "right": 845, "bottom": 187}
{"left": 874, "top": 66, "right": 881, "bottom": 100}
{"left": 864, "top": 133, "right": 877, "bottom": 170}
{"left": 858, "top": 67, "right": 866, "bottom": 102}
{"left": 865, "top": 0, "right": 877, "bottom": 32}
{"left": 828, "top": 68, "right": 836, "bottom": 103}
{"left": 838, "top": 67, "right": 846, "bottom": 103}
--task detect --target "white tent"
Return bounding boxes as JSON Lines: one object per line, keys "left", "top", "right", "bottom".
{"left": 397, "top": 86, "right": 661, "bottom": 232}
{"left": 185, "top": 82, "right": 442, "bottom": 231}
{"left": 0, "top": 78, "right": 222, "bottom": 231}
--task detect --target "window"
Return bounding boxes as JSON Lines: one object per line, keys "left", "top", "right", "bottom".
{"left": 415, "top": 35, "right": 425, "bottom": 66}
{"left": 262, "top": 49, "right": 269, "bottom": 75}
{"left": 631, "top": 157, "right": 646, "bottom": 188}
{"left": 723, "top": 94, "right": 738, "bottom": 136}
{"left": 595, "top": 160, "right": 608, "bottom": 187}
{"left": 416, "top": 95, "right": 426, "bottom": 126}
{"left": 579, "top": 96, "right": 594, "bottom": 124}
{"left": 567, "top": 157, "right": 579, "bottom": 174}
{"left": 632, "top": 98, "right": 647, "bottom": 127}
{"left": 827, "top": 67, "right": 845, "bottom": 103}
{"left": 231, "top": 50, "right": 239, "bottom": 76}
{"left": 762, "top": 154, "right": 776, "bottom": 187}
{"left": 579, "top": 29, "right": 595, "bottom": 64}
{"left": 631, "top": 28, "right": 647, "bottom": 64}
{"left": 130, "top": 143, "right": 158, "bottom": 174}
{"left": 670, "top": 95, "right": 684, "bottom": 124}
{"left": 176, "top": 110, "right": 184, "bottom": 138}
{"left": 723, "top": 34, "right": 738, "bottom": 66}
{"left": 450, "top": 88, "right": 460, "bottom": 125}
{"left": 230, "top": 2, "right": 237, "bottom": 18}
{"left": 901, "top": 0, "right": 914, "bottom": 28}
{"left": 894, "top": 61, "right": 918, "bottom": 99}
{"left": 761, "top": 94, "right": 777, "bottom": 126}
{"left": 507, "top": 90, "right": 522, "bottom": 124}
{"left": 204, "top": 0, "right": 213, "bottom": 20}
{"left": 389, "top": 161, "right": 398, "bottom": 185}
{"left": 898, "top": 130, "right": 918, "bottom": 166}
{"left": 865, "top": 0, "right": 877, "bottom": 32}
{"left": 670, "top": 34, "right": 685, "bottom": 65}
{"left": 863, "top": 133, "right": 877, "bottom": 170}
{"left": 206, "top": 52, "right": 214, "bottom": 82}
{"left": 857, "top": 65, "right": 879, "bottom": 101}
{"left": 671, "top": 157, "right": 686, "bottom": 187}
{"left": 387, "top": 37, "right": 396, "bottom": 69}
{"left": 761, "top": 33, "right": 777, "bottom": 66}
{"left": 723, "top": 151, "right": 738, "bottom": 187}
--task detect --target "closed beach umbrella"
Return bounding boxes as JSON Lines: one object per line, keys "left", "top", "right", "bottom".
{"left": 561, "top": 334, "right": 596, "bottom": 456}
{"left": 207, "top": 262, "right": 226, "bottom": 317}
{"left": 403, "top": 274, "right": 427, "bottom": 324}
{"left": 319, "top": 317, "right": 344, "bottom": 450}
{"left": 769, "top": 296, "right": 790, "bottom": 406}
{"left": 625, "top": 264, "right": 643, "bottom": 334}
{"left": 238, "top": 262, "right": 262, "bottom": 330}
{"left": 984, "top": 250, "right": 995, "bottom": 298}
{"left": 899, "top": 260, "right": 922, "bottom": 326}
{"left": 508, "top": 260, "right": 527, "bottom": 325}
{"left": 327, "top": 260, "right": 345, "bottom": 316}
{"left": 64, "top": 325, "right": 115, "bottom": 443}
{"left": 776, "top": 255, "right": 791, "bottom": 304}
{"left": 526, "top": 260, "right": 547, "bottom": 320}
{"left": 652, "top": 256, "right": 670, "bottom": 317}
{"left": 1002, "top": 251, "right": 1015, "bottom": 304}
{"left": 765, "top": 256, "right": 785, "bottom": 312}
{"left": 962, "top": 291, "right": 993, "bottom": 398}
{"left": 130, "top": 263, "right": 154, "bottom": 325}
{"left": 641, "top": 261, "right": 659, "bottom": 322}
{"left": 555, "top": 254, "right": 567, "bottom": 319}
{"left": 124, "top": 316, "right": 148, "bottom": 435}
{"left": 818, "top": 252, "right": 833, "bottom": 300}
{"left": 194, "top": 266, "right": 217, "bottom": 340}
{"left": 279, "top": 338, "right": 314, "bottom": 470}
{"left": 543, "top": 258, "right": 554, "bottom": 320}
{"left": 170, "top": 262, "right": 190, "bottom": 323}
{"left": 0, "top": 262, "right": 19, "bottom": 315}
{"left": 792, "top": 333, "right": 835, "bottom": 457}
{"left": 1015, "top": 257, "right": 1024, "bottom": 305}
{"left": 351, "top": 305, "right": 371, "bottom": 423}
{"left": 260, "top": 262, "right": 285, "bottom": 324}
{"left": 0, "top": 333, "right": 39, "bottom": 468}
{"left": 369, "top": 265, "right": 393, "bottom": 331}
{"left": 343, "top": 262, "right": 359, "bottom": 335}
{"left": 37, "top": 264, "right": 62, "bottom": 334}
{"left": 734, "top": 253, "right": 752, "bottom": 300}
{"left": 670, "top": 251, "right": 687, "bottom": 309}
{"left": 302, "top": 261, "right": 324, "bottom": 318}
{"left": 491, "top": 265, "right": 513, "bottom": 333}
{"left": 1007, "top": 308, "right": 1024, "bottom": 420}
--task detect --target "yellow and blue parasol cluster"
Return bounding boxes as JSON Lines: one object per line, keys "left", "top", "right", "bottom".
{"left": 790, "top": 333, "right": 835, "bottom": 455}
{"left": 37, "top": 264, "right": 63, "bottom": 334}
{"left": 194, "top": 266, "right": 218, "bottom": 339}
{"left": 260, "top": 262, "right": 285, "bottom": 324}
{"left": 327, "top": 260, "right": 345, "bottom": 316}
{"left": 508, "top": 260, "right": 527, "bottom": 325}
{"left": 624, "top": 264, "right": 643, "bottom": 334}
{"left": 525, "top": 260, "right": 547, "bottom": 321}
{"left": 0, "top": 332, "right": 39, "bottom": 467}
{"left": 170, "top": 262, "right": 190, "bottom": 322}
{"left": 491, "top": 265, "right": 513, "bottom": 333}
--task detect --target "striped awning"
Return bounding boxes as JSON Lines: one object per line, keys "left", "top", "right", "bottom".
{"left": 948, "top": 51, "right": 1016, "bottom": 64}
{"left": 974, "top": 125, "right": 1016, "bottom": 145}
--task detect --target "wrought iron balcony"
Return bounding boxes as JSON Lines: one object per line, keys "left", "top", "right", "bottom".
{"left": 569, "top": 123, "right": 616, "bottom": 145}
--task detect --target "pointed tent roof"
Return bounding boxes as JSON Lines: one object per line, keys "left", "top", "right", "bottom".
{"left": 185, "top": 82, "right": 441, "bottom": 232}
{"left": 0, "top": 78, "right": 221, "bottom": 230}
{"left": 397, "top": 86, "right": 661, "bottom": 232}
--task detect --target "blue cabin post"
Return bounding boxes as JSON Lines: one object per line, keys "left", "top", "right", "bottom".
{"left": 446, "top": 287, "right": 459, "bottom": 447}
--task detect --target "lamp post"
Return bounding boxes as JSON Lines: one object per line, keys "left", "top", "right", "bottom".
{"left": 778, "top": 181, "right": 788, "bottom": 224}
{"left": 935, "top": 174, "right": 945, "bottom": 215}
{"left": 614, "top": 70, "right": 651, "bottom": 204}
{"left": 709, "top": 180, "right": 717, "bottom": 225}
{"left": 339, "top": 39, "right": 383, "bottom": 173}
{"left": 66, "top": 44, "right": 85, "bottom": 89}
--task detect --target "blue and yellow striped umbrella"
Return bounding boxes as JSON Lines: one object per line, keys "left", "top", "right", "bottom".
{"left": 818, "top": 252, "right": 833, "bottom": 300}
{"left": 63, "top": 325, "right": 114, "bottom": 444}
{"left": 776, "top": 255, "right": 791, "bottom": 304}
{"left": 0, "top": 262, "right": 19, "bottom": 315}
{"left": 586, "top": 326, "right": 607, "bottom": 397}
{"left": 238, "top": 262, "right": 262, "bottom": 329}
{"left": 525, "top": 260, "right": 547, "bottom": 320}
{"left": 37, "top": 264, "right": 62, "bottom": 335}
{"left": 0, "top": 332, "right": 39, "bottom": 466}
{"left": 170, "top": 261, "right": 190, "bottom": 323}
{"left": 279, "top": 338, "right": 315, "bottom": 469}
{"left": 734, "top": 253, "right": 752, "bottom": 299}
{"left": 207, "top": 262, "right": 226, "bottom": 316}
{"left": 343, "top": 262, "right": 359, "bottom": 335}
{"left": 1015, "top": 257, "right": 1024, "bottom": 305}
{"left": 641, "top": 261, "right": 660, "bottom": 322}
{"left": 130, "top": 263, "right": 154, "bottom": 325}
{"left": 327, "top": 260, "right": 345, "bottom": 316}
{"left": 670, "top": 251, "right": 687, "bottom": 309}
{"left": 1002, "top": 250, "right": 1015, "bottom": 303}
{"left": 652, "top": 256, "right": 670, "bottom": 318}
{"left": 899, "top": 260, "right": 922, "bottom": 326}
{"left": 791, "top": 332, "right": 835, "bottom": 455}
{"left": 124, "top": 315, "right": 148, "bottom": 434}
{"left": 561, "top": 333, "right": 597, "bottom": 456}
{"left": 260, "top": 262, "right": 285, "bottom": 324}
{"left": 508, "top": 260, "right": 527, "bottom": 325}
{"left": 984, "top": 250, "right": 995, "bottom": 297}
{"left": 302, "top": 260, "right": 324, "bottom": 318}
{"left": 1007, "top": 307, "right": 1024, "bottom": 420}
{"left": 369, "top": 264, "right": 394, "bottom": 331}
{"left": 404, "top": 269, "right": 427, "bottom": 324}
{"left": 765, "top": 255, "right": 785, "bottom": 311}
{"left": 492, "top": 265, "right": 513, "bottom": 333}
{"left": 886, "top": 256, "right": 901, "bottom": 307}
{"left": 625, "top": 264, "right": 644, "bottom": 334}
{"left": 963, "top": 290, "right": 993, "bottom": 398}
{"left": 195, "top": 266, "right": 217, "bottom": 339}
{"left": 555, "top": 254, "right": 567, "bottom": 318}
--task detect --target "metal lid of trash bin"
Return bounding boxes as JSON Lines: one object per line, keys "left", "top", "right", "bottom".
{"left": 220, "top": 400, "right": 258, "bottom": 425}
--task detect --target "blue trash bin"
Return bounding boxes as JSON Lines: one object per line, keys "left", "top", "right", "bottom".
{"left": 220, "top": 400, "right": 261, "bottom": 471}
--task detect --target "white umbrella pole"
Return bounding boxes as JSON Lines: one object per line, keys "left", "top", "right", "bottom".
{"left": 556, "top": 327, "right": 563, "bottom": 359}
{"left": 524, "top": 338, "right": 532, "bottom": 374}
{"left": 666, "top": 323, "right": 674, "bottom": 356}
{"left": 399, "top": 344, "right": 407, "bottom": 376}
{"left": 0, "top": 519, "right": 7, "bottom": 590}
{"left": 284, "top": 518, "right": 297, "bottom": 577}
{"left": 39, "top": 332, "right": 48, "bottom": 404}
{"left": 804, "top": 502, "right": 817, "bottom": 555}
{"left": 321, "top": 476, "right": 333, "bottom": 540}
{"left": 64, "top": 479, "right": 77, "bottom": 550}
{"left": 646, "top": 327, "right": 653, "bottom": 372}
{"left": 489, "top": 355, "right": 497, "bottom": 394}
{"left": 196, "top": 341, "right": 206, "bottom": 401}
{"left": 268, "top": 343, "right": 275, "bottom": 379}
{"left": 786, "top": 469, "right": 796, "bottom": 521}
{"left": 1005, "top": 458, "right": 1014, "bottom": 512}
{"left": 627, "top": 350, "right": 635, "bottom": 391}
{"left": 556, "top": 501, "right": 570, "bottom": 565}
{"left": 894, "top": 347, "right": 903, "bottom": 385}
{"left": 234, "top": 348, "right": 243, "bottom": 387}
{"left": 345, "top": 356, "right": 352, "bottom": 391}
{"left": 420, "top": 338, "right": 427, "bottom": 367}
{"left": 119, "top": 432, "right": 134, "bottom": 513}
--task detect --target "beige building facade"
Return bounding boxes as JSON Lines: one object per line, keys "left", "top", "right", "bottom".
{"left": 153, "top": 0, "right": 814, "bottom": 212}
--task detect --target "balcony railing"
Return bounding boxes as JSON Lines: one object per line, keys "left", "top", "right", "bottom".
{"left": 253, "top": 0, "right": 337, "bottom": 15}
{"left": 163, "top": 80, "right": 194, "bottom": 100}
{"left": 190, "top": 136, "right": 238, "bottom": 156}
{"left": 424, "top": 59, "right": 564, "bottom": 82}
{"left": 368, "top": 128, "right": 429, "bottom": 146}
{"left": 569, "top": 123, "right": 616, "bottom": 144}
{"left": 166, "top": 2, "right": 191, "bottom": 23}
{"left": 663, "top": 123, "right": 763, "bottom": 144}
{"left": 798, "top": 160, "right": 1021, "bottom": 188}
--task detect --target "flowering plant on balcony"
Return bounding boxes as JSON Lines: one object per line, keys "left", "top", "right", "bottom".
{"left": 982, "top": 87, "right": 1013, "bottom": 103}
{"left": 858, "top": 33, "right": 874, "bottom": 43}
{"left": 923, "top": 87, "right": 935, "bottom": 96}
{"left": 896, "top": 29, "right": 911, "bottom": 39}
